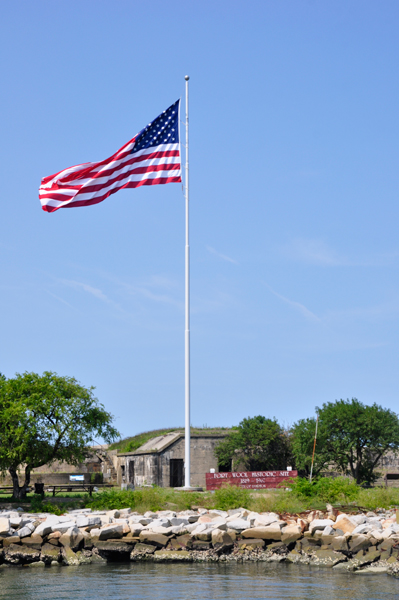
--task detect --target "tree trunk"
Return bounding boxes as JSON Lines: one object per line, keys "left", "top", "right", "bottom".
{"left": 9, "top": 466, "right": 31, "bottom": 500}
{"left": 22, "top": 465, "right": 31, "bottom": 498}
{"left": 9, "top": 467, "right": 22, "bottom": 499}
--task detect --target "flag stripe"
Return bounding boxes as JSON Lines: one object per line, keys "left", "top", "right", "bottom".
{"left": 41, "top": 158, "right": 181, "bottom": 197}
{"left": 41, "top": 176, "right": 182, "bottom": 212}
{"left": 39, "top": 168, "right": 182, "bottom": 204}
{"left": 39, "top": 101, "right": 181, "bottom": 212}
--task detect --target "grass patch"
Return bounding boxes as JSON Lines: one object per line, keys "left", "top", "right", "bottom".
{"left": 250, "top": 490, "right": 309, "bottom": 514}
{"left": 357, "top": 486, "right": 399, "bottom": 510}
{"left": 212, "top": 485, "right": 251, "bottom": 510}
{"left": 84, "top": 487, "right": 208, "bottom": 513}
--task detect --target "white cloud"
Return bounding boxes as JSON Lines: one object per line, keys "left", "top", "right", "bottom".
{"left": 99, "top": 273, "right": 183, "bottom": 310}
{"left": 59, "top": 279, "right": 110, "bottom": 303}
{"left": 265, "top": 284, "right": 321, "bottom": 322}
{"left": 281, "top": 238, "right": 399, "bottom": 267}
{"left": 206, "top": 245, "right": 238, "bottom": 265}
{"left": 281, "top": 238, "right": 344, "bottom": 266}
{"left": 46, "top": 291, "right": 76, "bottom": 310}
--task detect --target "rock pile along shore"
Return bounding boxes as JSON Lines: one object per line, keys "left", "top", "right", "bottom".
{"left": 1, "top": 506, "right": 399, "bottom": 576}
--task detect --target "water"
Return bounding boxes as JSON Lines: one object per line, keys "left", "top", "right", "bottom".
{"left": 1, "top": 562, "right": 399, "bottom": 600}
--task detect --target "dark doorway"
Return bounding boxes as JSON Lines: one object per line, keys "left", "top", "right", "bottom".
{"left": 128, "top": 460, "right": 135, "bottom": 484}
{"left": 170, "top": 459, "right": 184, "bottom": 487}
{"left": 218, "top": 459, "right": 232, "bottom": 472}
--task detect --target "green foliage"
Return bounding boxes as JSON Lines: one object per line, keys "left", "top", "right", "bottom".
{"left": 212, "top": 485, "right": 251, "bottom": 510}
{"left": 291, "top": 399, "right": 399, "bottom": 484}
{"left": 215, "top": 415, "right": 292, "bottom": 471}
{"left": 0, "top": 371, "right": 119, "bottom": 498}
{"left": 288, "top": 477, "right": 360, "bottom": 504}
{"left": 291, "top": 417, "right": 329, "bottom": 477}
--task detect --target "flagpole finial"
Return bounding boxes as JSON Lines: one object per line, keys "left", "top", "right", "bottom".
{"left": 185, "top": 75, "right": 190, "bottom": 81}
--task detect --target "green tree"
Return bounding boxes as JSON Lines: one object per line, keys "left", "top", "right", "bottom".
{"left": 215, "top": 415, "right": 292, "bottom": 471}
{"left": 0, "top": 372, "right": 119, "bottom": 499}
{"left": 292, "top": 399, "right": 399, "bottom": 484}
{"left": 291, "top": 417, "right": 330, "bottom": 478}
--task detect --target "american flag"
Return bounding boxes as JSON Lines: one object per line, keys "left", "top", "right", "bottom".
{"left": 39, "top": 100, "right": 181, "bottom": 213}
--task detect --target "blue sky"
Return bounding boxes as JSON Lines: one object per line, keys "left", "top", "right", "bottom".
{"left": 1, "top": 1, "right": 398, "bottom": 439}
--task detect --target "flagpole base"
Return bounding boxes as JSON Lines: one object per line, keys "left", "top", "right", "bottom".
{"left": 173, "top": 486, "right": 203, "bottom": 492}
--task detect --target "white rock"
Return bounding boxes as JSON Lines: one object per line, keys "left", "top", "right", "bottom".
{"left": 0, "top": 518, "right": 10, "bottom": 535}
{"left": 113, "top": 518, "right": 129, "bottom": 524}
{"left": 150, "top": 526, "right": 175, "bottom": 535}
{"left": 0, "top": 511, "right": 19, "bottom": 519}
{"left": 368, "top": 519, "right": 383, "bottom": 531}
{"left": 128, "top": 515, "right": 141, "bottom": 523}
{"left": 224, "top": 519, "right": 249, "bottom": 532}
{"left": 156, "top": 511, "right": 177, "bottom": 519}
{"left": 76, "top": 516, "right": 101, "bottom": 528}
{"left": 208, "top": 510, "right": 229, "bottom": 519}
{"left": 170, "top": 517, "right": 189, "bottom": 526}
{"left": 309, "top": 519, "right": 334, "bottom": 534}
{"left": 190, "top": 523, "right": 215, "bottom": 537}
{"left": 58, "top": 516, "right": 74, "bottom": 523}
{"left": 18, "top": 526, "right": 32, "bottom": 538}
{"left": 130, "top": 523, "right": 145, "bottom": 536}
{"left": 212, "top": 522, "right": 227, "bottom": 532}
{"left": 210, "top": 516, "right": 227, "bottom": 527}
{"left": 322, "top": 526, "right": 335, "bottom": 536}
{"left": 381, "top": 529, "right": 395, "bottom": 539}
{"left": 118, "top": 508, "right": 132, "bottom": 517}
{"left": 52, "top": 521, "right": 77, "bottom": 534}
{"left": 170, "top": 525, "right": 188, "bottom": 535}
{"left": 254, "top": 513, "right": 279, "bottom": 527}
{"left": 188, "top": 515, "right": 199, "bottom": 523}
{"left": 149, "top": 518, "right": 170, "bottom": 528}
{"left": 98, "top": 524, "right": 124, "bottom": 540}
{"left": 369, "top": 530, "right": 384, "bottom": 541}
{"left": 354, "top": 524, "right": 373, "bottom": 535}
{"left": 10, "top": 517, "right": 22, "bottom": 529}
{"left": 352, "top": 515, "right": 367, "bottom": 525}
{"left": 106, "top": 510, "right": 120, "bottom": 519}
{"left": 35, "top": 522, "right": 53, "bottom": 537}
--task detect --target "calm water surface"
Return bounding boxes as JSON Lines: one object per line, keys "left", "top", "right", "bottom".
{"left": 1, "top": 562, "right": 399, "bottom": 600}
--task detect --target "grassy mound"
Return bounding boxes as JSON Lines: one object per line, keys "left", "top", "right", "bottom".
{"left": 109, "top": 426, "right": 231, "bottom": 453}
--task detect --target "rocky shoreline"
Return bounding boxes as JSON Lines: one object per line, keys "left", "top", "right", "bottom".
{"left": 1, "top": 505, "right": 399, "bottom": 576}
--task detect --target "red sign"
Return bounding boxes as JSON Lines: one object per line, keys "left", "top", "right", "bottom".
{"left": 206, "top": 470, "right": 297, "bottom": 490}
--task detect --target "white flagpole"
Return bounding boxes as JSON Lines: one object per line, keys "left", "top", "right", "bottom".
{"left": 184, "top": 75, "right": 191, "bottom": 488}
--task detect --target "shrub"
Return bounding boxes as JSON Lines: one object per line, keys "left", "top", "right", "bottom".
{"left": 213, "top": 485, "right": 251, "bottom": 510}
{"left": 288, "top": 476, "right": 360, "bottom": 504}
